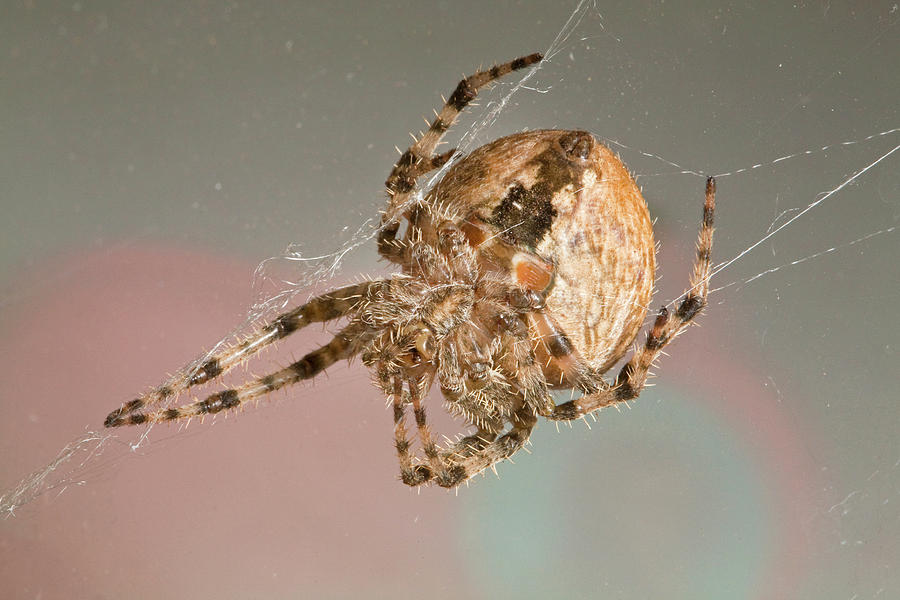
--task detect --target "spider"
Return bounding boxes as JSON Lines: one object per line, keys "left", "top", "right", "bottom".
{"left": 104, "top": 53, "right": 716, "bottom": 489}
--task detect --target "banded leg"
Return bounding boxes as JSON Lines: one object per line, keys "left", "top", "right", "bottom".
{"left": 528, "top": 310, "right": 600, "bottom": 392}
{"left": 402, "top": 370, "right": 510, "bottom": 489}
{"left": 377, "top": 149, "right": 457, "bottom": 263}
{"left": 104, "top": 322, "right": 368, "bottom": 427}
{"left": 550, "top": 177, "right": 716, "bottom": 421}
{"left": 441, "top": 428, "right": 500, "bottom": 460}
{"left": 406, "top": 374, "right": 448, "bottom": 484}
{"left": 431, "top": 408, "right": 537, "bottom": 488}
{"left": 103, "top": 281, "right": 379, "bottom": 426}
{"left": 396, "top": 375, "right": 538, "bottom": 488}
{"left": 499, "top": 284, "right": 599, "bottom": 394}
{"left": 378, "top": 53, "right": 543, "bottom": 263}
{"left": 389, "top": 376, "right": 431, "bottom": 486}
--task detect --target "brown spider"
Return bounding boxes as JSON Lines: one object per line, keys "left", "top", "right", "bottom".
{"left": 104, "top": 53, "right": 716, "bottom": 489}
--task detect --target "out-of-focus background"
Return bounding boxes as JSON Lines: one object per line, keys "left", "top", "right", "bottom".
{"left": 2, "top": 2, "right": 897, "bottom": 598}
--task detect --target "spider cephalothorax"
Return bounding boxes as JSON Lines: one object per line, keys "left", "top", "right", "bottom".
{"left": 104, "top": 53, "right": 716, "bottom": 489}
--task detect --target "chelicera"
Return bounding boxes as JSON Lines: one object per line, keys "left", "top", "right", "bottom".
{"left": 104, "top": 53, "right": 716, "bottom": 489}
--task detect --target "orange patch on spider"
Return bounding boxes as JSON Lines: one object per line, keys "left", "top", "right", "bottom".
{"left": 512, "top": 252, "right": 555, "bottom": 292}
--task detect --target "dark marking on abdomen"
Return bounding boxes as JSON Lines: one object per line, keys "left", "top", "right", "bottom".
{"left": 488, "top": 183, "right": 557, "bottom": 248}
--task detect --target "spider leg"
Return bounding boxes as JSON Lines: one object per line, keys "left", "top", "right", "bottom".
{"left": 384, "top": 326, "right": 542, "bottom": 487}
{"left": 377, "top": 348, "right": 470, "bottom": 487}
{"left": 394, "top": 372, "right": 482, "bottom": 488}
{"left": 549, "top": 177, "right": 716, "bottom": 421}
{"left": 528, "top": 310, "right": 603, "bottom": 393}
{"left": 405, "top": 373, "right": 450, "bottom": 483}
{"left": 386, "top": 375, "right": 432, "bottom": 486}
{"left": 435, "top": 407, "right": 537, "bottom": 488}
{"left": 401, "top": 404, "right": 535, "bottom": 489}
{"left": 377, "top": 149, "right": 457, "bottom": 263}
{"left": 442, "top": 428, "right": 500, "bottom": 459}
{"left": 495, "top": 309, "right": 557, "bottom": 416}
{"left": 378, "top": 53, "right": 543, "bottom": 264}
{"left": 103, "top": 281, "right": 380, "bottom": 426}
{"left": 104, "top": 321, "right": 370, "bottom": 427}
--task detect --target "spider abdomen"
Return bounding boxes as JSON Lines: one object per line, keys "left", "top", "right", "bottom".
{"left": 428, "top": 130, "right": 655, "bottom": 378}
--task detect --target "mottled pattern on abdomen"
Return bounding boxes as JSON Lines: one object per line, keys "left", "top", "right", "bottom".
{"left": 541, "top": 144, "right": 655, "bottom": 372}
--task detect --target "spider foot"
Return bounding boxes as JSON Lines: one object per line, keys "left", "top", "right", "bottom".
{"left": 434, "top": 464, "right": 468, "bottom": 489}
{"left": 401, "top": 465, "right": 433, "bottom": 486}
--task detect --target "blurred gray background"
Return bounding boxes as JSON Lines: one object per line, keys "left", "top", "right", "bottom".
{"left": 1, "top": 2, "right": 898, "bottom": 599}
